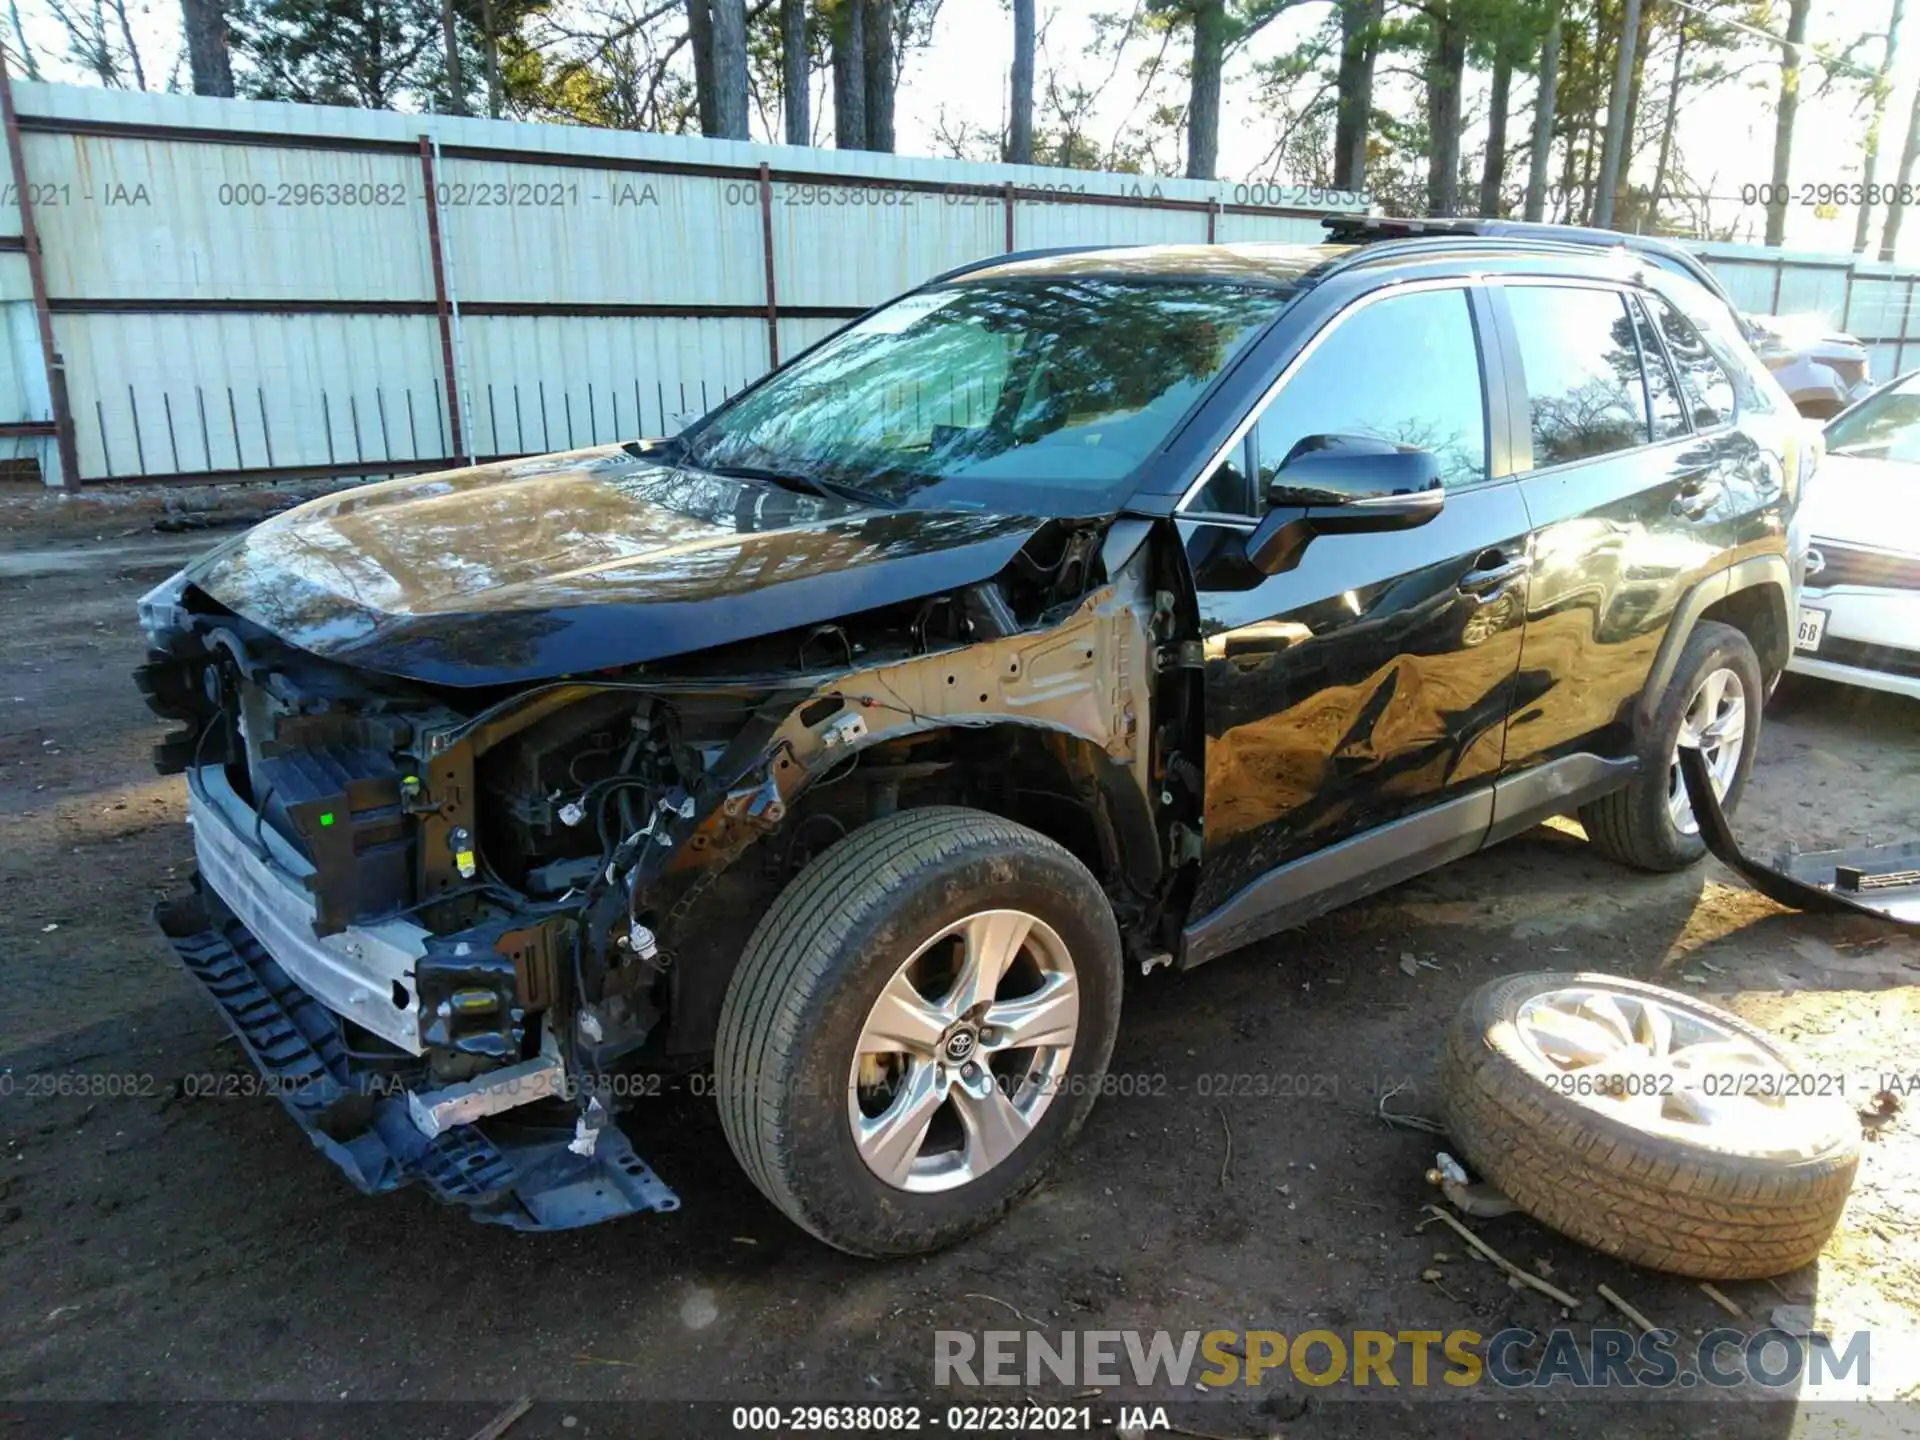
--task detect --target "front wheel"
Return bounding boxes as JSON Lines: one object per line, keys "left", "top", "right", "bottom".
{"left": 715, "top": 807, "right": 1123, "bottom": 1256}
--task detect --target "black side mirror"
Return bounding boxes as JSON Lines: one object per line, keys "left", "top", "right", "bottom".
{"left": 1245, "top": 434, "right": 1445, "bottom": 575}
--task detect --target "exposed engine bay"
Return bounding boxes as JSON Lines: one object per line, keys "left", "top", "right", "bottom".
{"left": 137, "top": 512, "right": 1190, "bottom": 1227}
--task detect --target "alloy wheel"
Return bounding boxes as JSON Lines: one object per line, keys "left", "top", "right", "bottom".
{"left": 847, "top": 910, "right": 1079, "bottom": 1193}
{"left": 1512, "top": 983, "right": 1834, "bottom": 1160}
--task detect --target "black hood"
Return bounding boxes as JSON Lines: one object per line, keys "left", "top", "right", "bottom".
{"left": 184, "top": 446, "right": 1052, "bottom": 687}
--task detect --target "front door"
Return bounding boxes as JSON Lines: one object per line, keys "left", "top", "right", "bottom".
{"left": 1178, "top": 284, "right": 1533, "bottom": 962}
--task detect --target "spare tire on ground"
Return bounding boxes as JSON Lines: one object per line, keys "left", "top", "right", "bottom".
{"left": 1440, "top": 972, "right": 1859, "bottom": 1280}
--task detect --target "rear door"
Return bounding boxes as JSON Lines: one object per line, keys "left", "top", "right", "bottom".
{"left": 1489, "top": 281, "right": 1746, "bottom": 792}
{"left": 1179, "top": 283, "right": 1534, "bottom": 959}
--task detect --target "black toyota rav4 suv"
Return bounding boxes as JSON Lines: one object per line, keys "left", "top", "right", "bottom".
{"left": 139, "top": 234, "right": 1813, "bottom": 1255}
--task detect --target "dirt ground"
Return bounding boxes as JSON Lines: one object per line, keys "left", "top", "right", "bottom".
{"left": 2, "top": 513, "right": 1917, "bottom": 1440}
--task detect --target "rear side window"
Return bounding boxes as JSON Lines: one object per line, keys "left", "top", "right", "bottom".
{"left": 1248, "top": 288, "right": 1489, "bottom": 498}
{"left": 1645, "top": 293, "right": 1737, "bottom": 427}
{"left": 1506, "top": 286, "right": 1651, "bottom": 466}
{"left": 1630, "top": 295, "right": 1689, "bottom": 440}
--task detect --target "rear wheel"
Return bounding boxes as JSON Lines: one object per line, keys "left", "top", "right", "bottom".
{"left": 1580, "top": 620, "right": 1763, "bottom": 871}
{"left": 715, "top": 807, "right": 1123, "bottom": 1256}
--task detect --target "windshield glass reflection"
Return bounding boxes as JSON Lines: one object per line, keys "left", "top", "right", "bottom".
{"left": 685, "top": 276, "right": 1293, "bottom": 514}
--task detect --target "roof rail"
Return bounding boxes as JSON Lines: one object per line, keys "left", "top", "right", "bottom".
{"left": 1319, "top": 214, "right": 1508, "bottom": 242}
{"left": 1317, "top": 231, "right": 1635, "bottom": 276}
{"left": 926, "top": 244, "right": 1119, "bottom": 286}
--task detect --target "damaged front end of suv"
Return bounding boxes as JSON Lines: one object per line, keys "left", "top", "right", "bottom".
{"left": 134, "top": 257, "right": 1306, "bottom": 1237}
{"left": 136, "top": 445, "right": 1184, "bottom": 1230}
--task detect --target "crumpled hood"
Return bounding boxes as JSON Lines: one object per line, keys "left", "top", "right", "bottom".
{"left": 185, "top": 446, "right": 1050, "bottom": 686}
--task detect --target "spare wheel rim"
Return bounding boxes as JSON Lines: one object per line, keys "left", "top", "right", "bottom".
{"left": 1511, "top": 983, "right": 1841, "bottom": 1161}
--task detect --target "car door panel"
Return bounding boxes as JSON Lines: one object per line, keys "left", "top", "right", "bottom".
{"left": 1184, "top": 480, "right": 1533, "bottom": 926}
{"left": 1177, "top": 283, "right": 1532, "bottom": 942}
{"left": 1494, "top": 283, "right": 1754, "bottom": 772}
{"left": 1501, "top": 439, "right": 1735, "bottom": 767}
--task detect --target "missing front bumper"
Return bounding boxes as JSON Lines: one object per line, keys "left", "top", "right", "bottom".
{"left": 155, "top": 887, "right": 681, "bottom": 1230}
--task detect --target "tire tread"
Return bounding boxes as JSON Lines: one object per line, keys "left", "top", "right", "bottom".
{"left": 716, "top": 807, "right": 1112, "bottom": 1254}
{"left": 1440, "top": 973, "right": 1858, "bottom": 1280}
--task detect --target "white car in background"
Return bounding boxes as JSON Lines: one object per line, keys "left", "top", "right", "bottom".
{"left": 1788, "top": 370, "right": 1920, "bottom": 700}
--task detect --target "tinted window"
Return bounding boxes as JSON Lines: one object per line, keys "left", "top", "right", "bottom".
{"left": 1631, "top": 295, "right": 1689, "bottom": 440}
{"left": 1248, "top": 288, "right": 1487, "bottom": 499}
{"left": 1645, "top": 293, "right": 1737, "bottom": 427}
{"left": 686, "top": 278, "right": 1289, "bottom": 516}
{"left": 1507, "top": 286, "right": 1650, "bottom": 465}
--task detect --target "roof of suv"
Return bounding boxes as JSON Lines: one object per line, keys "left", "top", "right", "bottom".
{"left": 952, "top": 231, "right": 1687, "bottom": 296}
{"left": 1318, "top": 214, "right": 1736, "bottom": 305}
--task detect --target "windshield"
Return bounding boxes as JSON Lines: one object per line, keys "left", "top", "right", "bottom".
{"left": 680, "top": 276, "right": 1292, "bottom": 514}
{"left": 1826, "top": 371, "right": 1920, "bottom": 460}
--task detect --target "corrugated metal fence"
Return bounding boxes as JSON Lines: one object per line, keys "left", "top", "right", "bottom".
{"left": 0, "top": 81, "right": 1362, "bottom": 488}
{"left": 2, "top": 77, "right": 1918, "bottom": 489}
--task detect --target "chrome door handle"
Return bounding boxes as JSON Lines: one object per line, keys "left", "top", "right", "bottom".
{"left": 1673, "top": 467, "right": 1722, "bottom": 518}
{"left": 1458, "top": 557, "right": 1531, "bottom": 595}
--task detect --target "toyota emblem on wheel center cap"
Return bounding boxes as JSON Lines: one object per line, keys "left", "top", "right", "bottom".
{"left": 942, "top": 1029, "right": 978, "bottom": 1064}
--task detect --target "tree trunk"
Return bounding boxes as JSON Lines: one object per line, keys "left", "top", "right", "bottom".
{"left": 711, "top": 0, "right": 751, "bottom": 139}
{"left": 439, "top": 0, "right": 466, "bottom": 113}
{"left": 1593, "top": 0, "right": 1641, "bottom": 228}
{"left": 1478, "top": 37, "right": 1513, "bottom": 216}
{"left": 1008, "top": 0, "right": 1035, "bottom": 164}
{"left": 1425, "top": 1, "right": 1465, "bottom": 216}
{"left": 113, "top": 0, "right": 146, "bottom": 88}
{"left": 1650, "top": 24, "right": 1687, "bottom": 227}
{"left": 1579, "top": 102, "right": 1600, "bottom": 223}
{"left": 1622, "top": 0, "right": 1653, "bottom": 150}
{"left": 1766, "top": 0, "right": 1813, "bottom": 248}
{"left": 180, "top": 0, "right": 233, "bottom": 96}
{"left": 831, "top": 0, "right": 867, "bottom": 148}
{"left": 1524, "top": 3, "right": 1561, "bottom": 221}
{"left": 481, "top": 0, "right": 502, "bottom": 118}
{"left": 782, "top": 0, "right": 810, "bottom": 144}
{"left": 1881, "top": 79, "right": 1920, "bottom": 259}
{"left": 862, "top": 0, "right": 894, "bottom": 150}
{"left": 1556, "top": 102, "right": 1582, "bottom": 221}
{"left": 688, "top": 0, "right": 720, "bottom": 134}
{"left": 1186, "top": 0, "right": 1226, "bottom": 181}
{"left": 1333, "top": 0, "right": 1382, "bottom": 192}
{"left": 1855, "top": 0, "right": 1906, "bottom": 253}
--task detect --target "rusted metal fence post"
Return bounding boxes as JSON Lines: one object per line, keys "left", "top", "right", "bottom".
{"left": 758, "top": 161, "right": 780, "bottom": 369}
{"left": 417, "top": 136, "right": 466, "bottom": 461}
{"left": 0, "top": 44, "right": 81, "bottom": 488}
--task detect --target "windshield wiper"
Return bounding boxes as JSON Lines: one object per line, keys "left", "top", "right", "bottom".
{"left": 693, "top": 459, "right": 895, "bottom": 509}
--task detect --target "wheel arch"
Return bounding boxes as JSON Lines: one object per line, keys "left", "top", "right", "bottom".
{"left": 1636, "top": 554, "right": 1792, "bottom": 736}
{"left": 655, "top": 718, "right": 1160, "bottom": 1057}
{"left": 778, "top": 718, "right": 1164, "bottom": 894}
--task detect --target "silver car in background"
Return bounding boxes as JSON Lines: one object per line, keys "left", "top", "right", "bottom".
{"left": 1788, "top": 370, "right": 1920, "bottom": 700}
